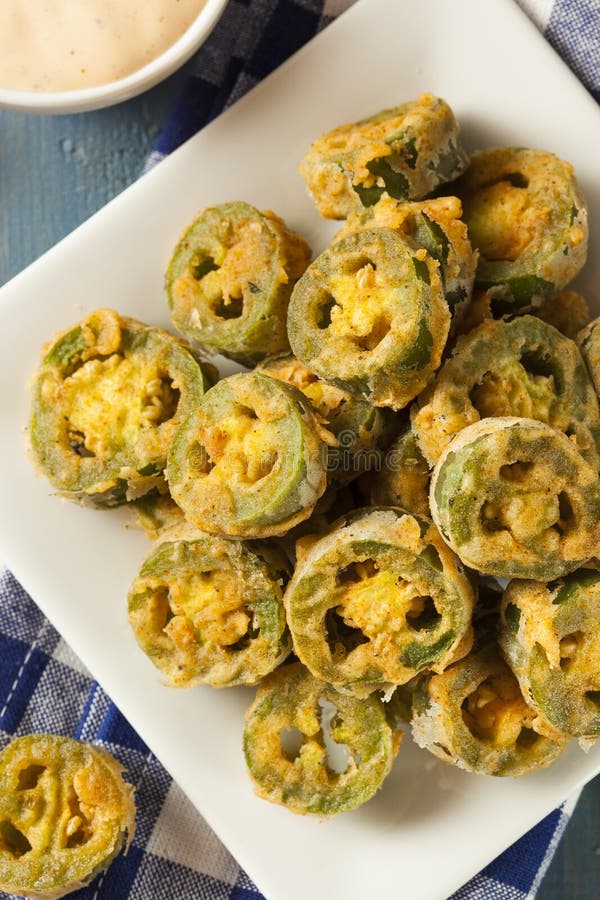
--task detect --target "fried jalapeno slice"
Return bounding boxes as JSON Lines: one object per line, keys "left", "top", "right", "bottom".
{"left": 243, "top": 663, "right": 401, "bottom": 816}
{"left": 167, "top": 372, "right": 331, "bottom": 537}
{"left": 166, "top": 201, "right": 311, "bottom": 366}
{"left": 456, "top": 148, "right": 588, "bottom": 308}
{"left": 284, "top": 508, "right": 474, "bottom": 696}
{"left": 455, "top": 288, "right": 592, "bottom": 342}
{"left": 128, "top": 527, "right": 291, "bottom": 687}
{"left": 275, "top": 482, "right": 364, "bottom": 563}
{"left": 411, "top": 636, "right": 568, "bottom": 776}
{"left": 257, "top": 353, "right": 397, "bottom": 483}
{"left": 412, "top": 316, "right": 600, "bottom": 469}
{"left": 535, "top": 291, "right": 591, "bottom": 341}
{"left": 369, "top": 426, "right": 431, "bottom": 519}
{"left": 431, "top": 417, "right": 600, "bottom": 580}
{"left": 500, "top": 573, "right": 600, "bottom": 737}
{"left": 578, "top": 315, "right": 600, "bottom": 398}
{"left": 0, "top": 734, "right": 135, "bottom": 899}
{"left": 30, "top": 309, "right": 211, "bottom": 507}
{"left": 287, "top": 228, "right": 449, "bottom": 410}
{"left": 299, "top": 93, "right": 468, "bottom": 219}
{"left": 130, "top": 490, "right": 186, "bottom": 540}
{"left": 337, "top": 195, "right": 477, "bottom": 316}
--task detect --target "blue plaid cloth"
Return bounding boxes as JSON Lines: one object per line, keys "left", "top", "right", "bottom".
{"left": 2, "top": 0, "right": 598, "bottom": 897}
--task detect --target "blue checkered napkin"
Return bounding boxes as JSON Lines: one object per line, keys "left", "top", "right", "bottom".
{"left": 2, "top": 1, "right": 598, "bottom": 898}
{"left": 518, "top": 0, "right": 600, "bottom": 103}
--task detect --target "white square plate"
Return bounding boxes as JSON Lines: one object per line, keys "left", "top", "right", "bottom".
{"left": 1, "top": 1, "right": 600, "bottom": 897}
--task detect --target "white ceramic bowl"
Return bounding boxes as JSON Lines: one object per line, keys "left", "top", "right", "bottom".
{"left": 0, "top": 0, "right": 228, "bottom": 114}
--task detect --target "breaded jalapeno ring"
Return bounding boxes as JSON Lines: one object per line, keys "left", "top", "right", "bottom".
{"left": 287, "top": 228, "right": 449, "bottom": 410}
{"left": 275, "top": 482, "right": 363, "bottom": 562}
{"left": 284, "top": 507, "right": 474, "bottom": 696}
{"left": 430, "top": 417, "right": 600, "bottom": 580}
{"left": 299, "top": 93, "right": 468, "bottom": 219}
{"left": 166, "top": 201, "right": 311, "bottom": 366}
{"left": 0, "top": 734, "right": 135, "bottom": 899}
{"left": 500, "top": 573, "right": 600, "bottom": 738}
{"left": 578, "top": 316, "right": 600, "bottom": 397}
{"left": 243, "top": 663, "right": 401, "bottom": 816}
{"left": 536, "top": 291, "right": 591, "bottom": 341}
{"left": 412, "top": 316, "right": 600, "bottom": 469}
{"left": 337, "top": 195, "right": 477, "bottom": 315}
{"left": 456, "top": 148, "right": 588, "bottom": 308}
{"left": 369, "top": 426, "right": 431, "bottom": 518}
{"left": 130, "top": 490, "right": 186, "bottom": 540}
{"left": 411, "top": 634, "right": 568, "bottom": 776}
{"left": 257, "top": 353, "right": 397, "bottom": 483}
{"left": 128, "top": 527, "right": 291, "bottom": 687}
{"left": 167, "top": 372, "right": 332, "bottom": 537}
{"left": 451, "top": 287, "right": 591, "bottom": 342}
{"left": 30, "top": 309, "right": 212, "bottom": 507}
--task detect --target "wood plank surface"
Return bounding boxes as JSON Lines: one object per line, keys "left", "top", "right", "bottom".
{"left": 0, "top": 67, "right": 598, "bottom": 900}
{"left": 0, "top": 67, "right": 187, "bottom": 284}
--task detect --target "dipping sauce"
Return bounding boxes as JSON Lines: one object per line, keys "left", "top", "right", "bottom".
{"left": 0, "top": 1, "right": 207, "bottom": 92}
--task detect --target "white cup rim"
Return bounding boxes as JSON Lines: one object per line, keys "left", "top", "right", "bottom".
{"left": 0, "top": 0, "right": 229, "bottom": 114}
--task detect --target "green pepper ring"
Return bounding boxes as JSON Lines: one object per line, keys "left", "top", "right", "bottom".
{"left": 456, "top": 147, "right": 588, "bottom": 309}
{"left": 411, "top": 638, "right": 568, "bottom": 776}
{"left": 500, "top": 573, "right": 600, "bottom": 738}
{"left": 0, "top": 734, "right": 135, "bottom": 899}
{"left": 299, "top": 93, "right": 468, "bottom": 219}
{"left": 128, "top": 526, "right": 292, "bottom": 688}
{"left": 284, "top": 506, "right": 474, "bottom": 696}
{"left": 243, "top": 662, "right": 401, "bottom": 816}
{"left": 30, "top": 308, "right": 211, "bottom": 508}
{"left": 369, "top": 426, "right": 431, "bottom": 518}
{"left": 256, "top": 353, "right": 398, "bottom": 484}
{"left": 287, "top": 227, "right": 450, "bottom": 410}
{"left": 166, "top": 201, "right": 311, "bottom": 366}
{"left": 412, "top": 315, "right": 600, "bottom": 469}
{"left": 336, "top": 195, "right": 477, "bottom": 318}
{"left": 430, "top": 417, "right": 600, "bottom": 580}
{"left": 167, "top": 371, "right": 331, "bottom": 538}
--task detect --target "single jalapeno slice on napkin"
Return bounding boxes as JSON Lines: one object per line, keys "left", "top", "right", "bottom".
{"left": 287, "top": 228, "right": 450, "bottom": 410}
{"left": 411, "top": 633, "right": 568, "bottom": 776}
{"left": 412, "top": 315, "right": 600, "bottom": 469}
{"left": 128, "top": 526, "right": 291, "bottom": 688}
{"left": 500, "top": 572, "right": 600, "bottom": 738}
{"left": 430, "top": 417, "right": 600, "bottom": 580}
{"left": 299, "top": 93, "right": 468, "bottom": 219}
{"left": 243, "top": 662, "right": 401, "bottom": 816}
{"left": 337, "top": 195, "right": 477, "bottom": 319}
{"left": 166, "top": 201, "right": 311, "bottom": 366}
{"left": 455, "top": 148, "right": 588, "bottom": 309}
{"left": 29, "top": 308, "right": 213, "bottom": 508}
{"left": 167, "top": 372, "right": 332, "bottom": 537}
{"left": 284, "top": 507, "right": 474, "bottom": 697}
{"left": 0, "top": 734, "right": 135, "bottom": 899}
{"left": 369, "top": 426, "right": 431, "bottom": 518}
{"left": 257, "top": 353, "right": 397, "bottom": 483}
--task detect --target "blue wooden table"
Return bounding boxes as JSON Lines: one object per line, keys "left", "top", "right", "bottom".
{"left": 1, "top": 66, "right": 600, "bottom": 900}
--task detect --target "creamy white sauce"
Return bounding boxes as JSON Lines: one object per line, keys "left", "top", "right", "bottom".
{"left": 0, "top": 0, "right": 207, "bottom": 92}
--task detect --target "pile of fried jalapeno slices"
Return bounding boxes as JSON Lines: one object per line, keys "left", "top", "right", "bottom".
{"left": 24, "top": 90, "right": 600, "bottom": 854}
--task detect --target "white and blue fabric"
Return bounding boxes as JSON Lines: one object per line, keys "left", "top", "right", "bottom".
{"left": 1, "top": 0, "right": 598, "bottom": 897}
